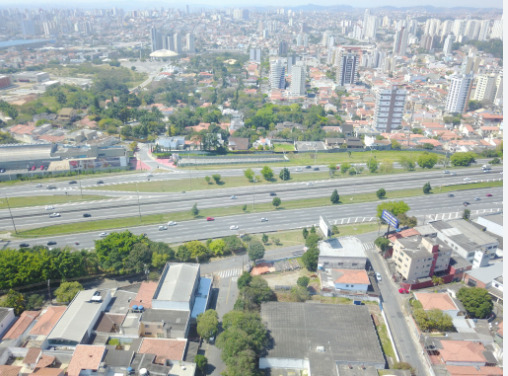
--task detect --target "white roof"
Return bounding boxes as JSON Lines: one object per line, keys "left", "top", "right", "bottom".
{"left": 153, "top": 263, "right": 199, "bottom": 303}
{"left": 319, "top": 236, "right": 366, "bottom": 258}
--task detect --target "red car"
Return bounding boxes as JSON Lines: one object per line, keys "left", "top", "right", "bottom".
{"left": 398, "top": 288, "right": 410, "bottom": 294}
{"left": 206, "top": 217, "right": 215, "bottom": 221}
{"left": 40, "top": 165, "right": 44, "bottom": 170}
{"left": 486, "top": 193, "right": 493, "bottom": 197}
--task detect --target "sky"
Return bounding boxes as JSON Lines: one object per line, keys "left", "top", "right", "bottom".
{"left": 0, "top": 0, "right": 503, "bottom": 8}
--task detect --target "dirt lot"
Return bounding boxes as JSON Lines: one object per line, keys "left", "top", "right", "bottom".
{"left": 261, "top": 270, "right": 309, "bottom": 289}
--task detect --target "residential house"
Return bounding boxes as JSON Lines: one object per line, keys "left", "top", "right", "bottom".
{"left": 329, "top": 269, "right": 370, "bottom": 292}
{"left": 57, "top": 108, "right": 77, "bottom": 124}
{"left": 0, "top": 308, "right": 15, "bottom": 339}
{"left": 66, "top": 345, "right": 106, "bottom": 376}
{"left": 228, "top": 137, "right": 249, "bottom": 151}
{"left": 413, "top": 292, "right": 463, "bottom": 318}
{"left": 463, "top": 262, "right": 503, "bottom": 304}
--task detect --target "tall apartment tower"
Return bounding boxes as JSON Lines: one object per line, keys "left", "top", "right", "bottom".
{"left": 186, "top": 33, "right": 195, "bottom": 53}
{"left": 442, "top": 34, "right": 455, "bottom": 56}
{"left": 151, "top": 27, "right": 160, "bottom": 51}
{"left": 336, "top": 53, "right": 358, "bottom": 87}
{"left": 269, "top": 59, "right": 286, "bottom": 90}
{"left": 373, "top": 87, "right": 407, "bottom": 133}
{"left": 472, "top": 74, "right": 497, "bottom": 103}
{"left": 290, "top": 61, "right": 306, "bottom": 96}
{"left": 393, "top": 26, "right": 409, "bottom": 56}
{"left": 173, "top": 33, "right": 182, "bottom": 53}
{"left": 445, "top": 74, "right": 473, "bottom": 114}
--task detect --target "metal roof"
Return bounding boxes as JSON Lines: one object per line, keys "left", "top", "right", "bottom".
{"left": 153, "top": 263, "right": 199, "bottom": 303}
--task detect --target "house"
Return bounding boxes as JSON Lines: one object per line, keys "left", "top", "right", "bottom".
{"left": 28, "top": 306, "right": 66, "bottom": 338}
{"left": 329, "top": 269, "right": 370, "bottom": 292}
{"left": 1, "top": 310, "right": 39, "bottom": 343}
{"left": 156, "top": 136, "right": 185, "bottom": 150}
{"left": 463, "top": 262, "right": 503, "bottom": 291}
{"left": 318, "top": 236, "right": 367, "bottom": 270}
{"left": 474, "top": 213, "right": 503, "bottom": 239}
{"left": 392, "top": 235, "right": 452, "bottom": 282}
{"left": 324, "top": 138, "right": 346, "bottom": 149}
{"left": 436, "top": 340, "right": 494, "bottom": 367}
{"left": 259, "top": 302, "right": 386, "bottom": 375}
{"left": 139, "top": 309, "right": 190, "bottom": 339}
{"left": 345, "top": 138, "right": 364, "bottom": 148}
{"left": 137, "top": 338, "right": 187, "bottom": 364}
{"left": 57, "top": 108, "right": 77, "bottom": 123}
{"left": 431, "top": 220, "right": 498, "bottom": 268}
{"left": 340, "top": 124, "right": 355, "bottom": 137}
{"left": 252, "top": 137, "right": 272, "bottom": 149}
{"left": 228, "top": 137, "right": 249, "bottom": 151}
{"left": 66, "top": 345, "right": 106, "bottom": 376}
{"left": 413, "top": 292, "right": 462, "bottom": 318}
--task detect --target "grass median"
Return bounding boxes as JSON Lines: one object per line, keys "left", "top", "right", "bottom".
{"left": 14, "top": 180, "right": 501, "bottom": 238}
{"left": 0, "top": 195, "right": 108, "bottom": 209}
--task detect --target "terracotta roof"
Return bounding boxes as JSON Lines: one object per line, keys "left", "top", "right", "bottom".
{"left": 333, "top": 269, "right": 370, "bottom": 285}
{"left": 35, "top": 354, "right": 55, "bottom": 368}
{"left": 67, "top": 345, "right": 106, "bottom": 376}
{"left": 31, "top": 367, "right": 64, "bottom": 376}
{"left": 9, "top": 124, "right": 36, "bottom": 135}
{"left": 138, "top": 338, "right": 187, "bottom": 364}
{"left": 445, "top": 365, "right": 503, "bottom": 376}
{"left": 439, "top": 340, "right": 487, "bottom": 364}
{"left": 3, "top": 310, "right": 39, "bottom": 340}
{"left": 388, "top": 229, "right": 420, "bottom": 241}
{"left": 94, "top": 312, "right": 125, "bottom": 332}
{"left": 414, "top": 292, "right": 459, "bottom": 311}
{"left": 130, "top": 281, "right": 157, "bottom": 309}
{"left": 0, "top": 365, "right": 22, "bottom": 376}
{"left": 24, "top": 347, "right": 41, "bottom": 365}
{"left": 30, "top": 306, "right": 66, "bottom": 336}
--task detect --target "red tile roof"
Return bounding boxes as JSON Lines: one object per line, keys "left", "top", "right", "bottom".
{"left": 138, "top": 338, "right": 187, "bottom": 364}
{"left": 31, "top": 367, "right": 64, "bottom": 376}
{"left": 414, "top": 293, "right": 459, "bottom": 311}
{"left": 9, "top": 124, "right": 36, "bottom": 135}
{"left": 445, "top": 365, "right": 503, "bottom": 376}
{"left": 29, "top": 306, "right": 66, "bottom": 336}
{"left": 24, "top": 347, "right": 41, "bottom": 365}
{"left": 440, "top": 341, "right": 487, "bottom": 364}
{"left": 333, "top": 269, "right": 370, "bottom": 285}
{"left": 130, "top": 281, "right": 158, "bottom": 309}
{"left": 0, "top": 365, "right": 22, "bottom": 376}
{"left": 3, "top": 310, "right": 39, "bottom": 340}
{"left": 67, "top": 345, "right": 106, "bottom": 376}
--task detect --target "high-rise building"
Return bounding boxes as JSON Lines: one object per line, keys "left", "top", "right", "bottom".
{"left": 186, "top": 33, "right": 195, "bottom": 53}
{"left": 249, "top": 48, "right": 261, "bottom": 63}
{"left": 150, "top": 26, "right": 160, "bottom": 52}
{"left": 290, "top": 61, "right": 306, "bottom": 97}
{"left": 373, "top": 87, "right": 407, "bottom": 132}
{"left": 494, "top": 74, "right": 503, "bottom": 106}
{"left": 336, "top": 52, "right": 358, "bottom": 86}
{"left": 443, "top": 34, "right": 455, "bottom": 56}
{"left": 278, "top": 40, "right": 288, "bottom": 56}
{"left": 478, "top": 20, "right": 490, "bottom": 41}
{"left": 472, "top": 74, "right": 497, "bottom": 103}
{"left": 490, "top": 19, "right": 502, "bottom": 40}
{"left": 445, "top": 74, "right": 473, "bottom": 114}
{"left": 173, "top": 33, "right": 182, "bottom": 53}
{"left": 269, "top": 59, "right": 285, "bottom": 90}
{"left": 393, "top": 26, "right": 409, "bottom": 56}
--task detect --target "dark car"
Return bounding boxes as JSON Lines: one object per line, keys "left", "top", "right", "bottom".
{"left": 19, "top": 243, "right": 29, "bottom": 248}
{"left": 97, "top": 180, "right": 104, "bottom": 184}
{"left": 448, "top": 193, "right": 454, "bottom": 197}
{"left": 269, "top": 192, "right": 277, "bottom": 196}
{"left": 313, "top": 167, "right": 320, "bottom": 171}
{"left": 463, "top": 201, "right": 470, "bottom": 206}
{"left": 305, "top": 165, "right": 312, "bottom": 169}
{"left": 47, "top": 185, "right": 57, "bottom": 190}
{"left": 47, "top": 241, "right": 57, "bottom": 246}
{"left": 69, "top": 180, "right": 77, "bottom": 185}
{"left": 83, "top": 213, "right": 92, "bottom": 217}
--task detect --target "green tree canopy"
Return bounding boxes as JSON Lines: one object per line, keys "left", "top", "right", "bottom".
{"left": 297, "top": 276, "right": 310, "bottom": 287}
{"left": 423, "top": 182, "right": 432, "bottom": 194}
{"left": 55, "top": 281, "right": 84, "bottom": 304}
{"left": 450, "top": 152, "right": 476, "bottom": 167}
{"left": 244, "top": 168, "right": 255, "bottom": 182}
{"left": 376, "top": 188, "right": 386, "bottom": 199}
{"left": 0, "top": 289, "right": 25, "bottom": 315}
{"left": 272, "top": 197, "right": 281, "bottom": 208}
{"left": 367, "top": 157, "right": 378, "bottom": 173}
{"left": 248, "top": 240, "right": 265, "bottom": 261}
{"left": 261, "top": 166, "right": 274, "bottom": 180}
{"left": 417, "top": 153, "right": 438, "bottom": 169}
{"left": 330, "top": 189, "right": 340, "bottom": 204}
{"left": 457, "top": 287, "right": 493, "bottom": 319}
{"left": 377, "top": 201, "right": 410, "bottom": 218}
{"left": 279, "top": 167, "right": 290, "bottom": 181}
{"left": 196, "top": 309, "right": 219, "bottom": 340}
{"left": 95, "top": 231, "right": 145, "bottom": 273}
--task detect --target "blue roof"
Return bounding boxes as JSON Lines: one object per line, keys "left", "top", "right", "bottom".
{"left": 197, "top": 277, "right": 212, "bottom": 295}
{"left": 191, "top": 277, "right": 212, "bottom": 319}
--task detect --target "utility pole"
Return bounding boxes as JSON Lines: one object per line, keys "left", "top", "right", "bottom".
{"left": 136, "top": 183, "right": 142, "bottom": 223}
{"left": 5, "top": 196, "right": 17, "bottom": 234}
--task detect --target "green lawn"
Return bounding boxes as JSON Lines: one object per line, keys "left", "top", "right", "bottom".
{"left": 0, "top": 195, "right": 107, "bottom": 209}
{"left": 376, "top": 323, "right": 396, "bottom": 363}
{"left": 273, "top": 143, "right": 296, "bottom": 152}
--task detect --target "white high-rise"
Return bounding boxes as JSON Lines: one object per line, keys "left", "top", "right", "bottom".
{"left": 336, "top": 52, "right": 358, "bottom": 86}
{"left": 269, "top": 59, "right": 285, "bottom": 90}
{"left": 393, "top": 26, "right": 409, "bottom": 56}
{"left": 373, "top": 87, "right": 407, "bottom": 133}
{"left": 472, "top": 74, "right": 497, "bottom": 103}
{"left": 186, "top": 33, "right": 195, "bottom": 53}
{"left": 490, "top": 19, "right": 503, "bottom": 40}
{"left": 443, "top": 34, "right": 455, "bottom": 56}
{"left": 445, "top": 74, "right": 473, "bottom": 114}
{"left": 290, "top": 62, "right": 306, "bottom": 96}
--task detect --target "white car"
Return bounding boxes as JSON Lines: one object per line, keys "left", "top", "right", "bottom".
{"left": 463, "top": 177, "right": 471, "bottom": 182}
{"left": 49, "top": 212, "right": 60, "bottom": 218}
{"left": 376, "top": 272, "right": 382, "bottom": 282}
{"left": 229, "top": 225, "right": 239, "bottom": 230}
{"left": 45, "top": 205, "right": 54, "bottom": 210}
{"left": 167, "top": 221, "right": 177, "bottom": 226}
{"left": 36, "top": 184, "right": 43, "bottom": 188}
{"left": 158, "top": 225, "right": 168, "bottom": 231}
{"left": 99, "top": 232, "right": 109, "bottom": 237}
{"left": 230, "top": 195, "right": 237, "bottom": 199}
{"left": 260, "top": 217, "right": 268, "bottom": 222}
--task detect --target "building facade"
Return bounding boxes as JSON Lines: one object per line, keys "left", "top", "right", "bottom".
{"left": 445, "top": 74, "right": 473, "bottom": 114}
{"left": 269, "top": 59, "right": 285, "bottom": 90}
{"left": 336, "top": 53, "right": 358, "bottom": 86}
{"left": 373, "top": 87, "right": 406, "bottom": 132}
{"left": 290, "top": 62, "right": 306, "bottom": 96}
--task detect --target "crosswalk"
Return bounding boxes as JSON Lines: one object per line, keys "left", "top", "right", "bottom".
{"left": 214, "top": 268, "right": 243, "bottom": 279}
{"left": 362, "top": 241, "right": 375, "bottom": 252}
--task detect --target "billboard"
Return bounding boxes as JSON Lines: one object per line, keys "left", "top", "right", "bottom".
{"left": 381, "top": 210, "right": 399, "bottom": 229}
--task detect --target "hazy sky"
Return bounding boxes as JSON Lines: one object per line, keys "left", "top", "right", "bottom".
{"left": 0, "top": 0, "right": 503, "bottom": 8}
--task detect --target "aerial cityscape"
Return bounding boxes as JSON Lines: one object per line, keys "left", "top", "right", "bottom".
{"left": 0, "top": 2, "right": 503, "bottom": 376}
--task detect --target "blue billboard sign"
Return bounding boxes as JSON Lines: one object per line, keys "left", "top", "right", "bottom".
{"left": 381, "top": 210, "right": 399, "bottom": 229}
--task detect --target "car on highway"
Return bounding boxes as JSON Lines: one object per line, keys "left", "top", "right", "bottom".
{"left": 19, "top": 243, "right": 29, "bottom": 248}
{"left": 69, "top": 180, "right": 77, "bottom": 184}
{"left": 97, "top": 180, "right": 104, "bottom": 184}
{"left": 49, "top": 212, "right": 61, "bottom": 218}
{"left": 313, "top": 167, "right": 320, "bottom": 171}
{"left": 0, "top": 168, "right": 5, "bottom": 173}
{"left": 47, "top": 241, "right": 57, "bottom": 246}
{"left": 40, "top": 165, "right": 45, "bottom": 170}
{"left": 158, "top": 225, "right": 168, "bottom": 231}
{"left": 230, "top": 195, "right": 237, "bottom": 199}
{"left": 305, "top": 165, "right": 312, "bottom": 169}
{"left": 474, "top": 197, "right": 481, "bottom": 201}
{"left": 269, "top": 192, "right": 277, "bottom": 196}
{"left": 206, "top": 217, "right": 215, "bottom": 221}
{"left": 463, "top": 201, "right": 470, "bottom": 206}
{"left": 45, "top": 205, "right": 54, "bottom": 210}
{"left": 450, "top": 172, "right": 457, "bottom": 176}
{"left": 47, "top": 185, "right": 57, "bottom": 190}
{"left": 167, "top": 221, "right": 177, "bottom": 226}
{"left": 99, "top": 232, "right": 109, "bottom": 237}
{"left": 294, "top": 168, "right": 303, "bottom": 172}
{"left": 260, "top": 217, "right": 268, "bottom": 222}
{"left": 36, "top": 184, "right": 43, "bottom": 188}
{"left": 463, "top": 177, "right": 471, "bottom": 182}
{"left": 376, "top": 272, "right": 382, "bottom": 282}
{"left": 448, "top": 193, "right": 454, "bottom": 197}
{"left": 83, "top": 213, "right": 92, "bottom": 217}
{"left": 230, "top": 225, "right": 239, "bottom": 230}
{"left": 443, "top": 170, "right": 450, "bottom": 174}
{"left": 486, "top": 193, "right": 493, "bottom": 197}
{"left": 398, "top": 288, "right": 409, "bottom": 294}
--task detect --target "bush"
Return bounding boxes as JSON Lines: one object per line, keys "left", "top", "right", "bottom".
{"left": 248, "top": 240, "right": 265, "bottom": 261}
{"left": 376, "top": 188, "right": 386, "bottom": 199}
{"left": 297, "top": 276, "right": 310, "bottom": 287}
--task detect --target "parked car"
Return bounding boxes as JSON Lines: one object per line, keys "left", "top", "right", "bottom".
{"left": 167, "top": 221, "right": 177, "bottom": 226}
{"left": 158, "top": 225, "right": 168, "bottom": 231}
{"left": 19, "top": 243, "right": 30, "bottom": 248}
{"left": 229, "top": 225, "right": 239, "bottom": 230}
{"left": 83, "top": 213, "right": 91, "bottom": 217}
{"left": 206, "top": 217, "right": 215, "bottom": 221}
{"left": 376, "top": 272, "right": 382, "bottom": 282}
{"left": 99, "top": 232, "right": 109, "bottom": 237}
{"left": 47, "top": 241, "right": 57, "bottom": 246}
{"left": 69, "top": 180, "right": 77, "bottom": 184}
{"left": 398, "top": 288, "right": 409, "bottom": 294}
{"left": 49, "top": 212, "right": 61, "bottom": 218}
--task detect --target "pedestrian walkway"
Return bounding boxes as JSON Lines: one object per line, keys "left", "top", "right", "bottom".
{"left": 362, "top": 241, "right": 375, "bottom": 252}
{"left": 214, "top": 268, "right": 243, "bottom": 279}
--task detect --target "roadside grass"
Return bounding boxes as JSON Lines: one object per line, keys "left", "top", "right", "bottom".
{"left": 376, "top": 323, "right": 397, "bottom": 362}
{"left": 273, "top": 143, "right": 296, "bottom": 152}
{"left": 0, "top": 195, "right": 107, "bottom": 209}
{"left": 310, "top": 295, "right": 352, "bottom": 304}
{"left": 14, "top": 180, "right": 502, "bottom": 238}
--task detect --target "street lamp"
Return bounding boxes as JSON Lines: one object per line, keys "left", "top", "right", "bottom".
{"left": 136, "top": 183, "right": 142, "bottom": 223}
{"left": 4, "top": 196, "right": 17, "bottom": 234}
{"left": 350, "top": 166, "right": 358, "bottom": 201}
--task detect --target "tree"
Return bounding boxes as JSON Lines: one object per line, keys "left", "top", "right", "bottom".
{"left": 191, "top": 203, "right": 199, "bottom": 217}
{"left": 261, "top": 234, "right": 269, "bottom": 244}
{"left": 176, "top": 245, "right": 191, "bottom": 261}
{"left": 272, "top": 197, "right": 281, "bottom": 208}
{"left": 237, "top": 272, "right": 252, "bottom": 289}
{"left": 330, "top": 189, "right": 340, "bottom": 204}
{"left": 456, "top": 287, "right": 493, "bottom": 319}
{"left": 417, "top": 153, "right": 438, "bottom": 169}
{"left": 235, "top": 277, "right": 275, "bottom": 311}
{"left": 95, "top": 231, "right": 145, "bottom": 273}
{"left": 450, "top": 152, "right": 476, "bottom": 167}
{"left": 223, "top": 236, "right": 246, "bottom": 254}
{"left": 290, "top": 285, "right": 310, "bottom": 302}
{"left": 208, "top": 239, "right": 226, "bottom": 256}
{"left": 302, "top": 247, "right": 319, "bottom": 271}
{"left": 367, "top": 157, "right": 378, "bottom": 173}
{"left": 432, "top": 276, "right": 444, "bottom": 287}
{"left": 377, "top": 201, "right": 410, "bottom": 218}
{"left": 26, "top": 294, "right": 44, "bottom": 310}
{"left": 248, "top": 240, "right": 265, "bottom": 261}
{"left": 375, "top": 237, "right": 390, "bottom": 253}
{"left": 204, "top": 176, "right": 211, "bottom": 184}
{"left": 197, "top": 309, "right": 219, "bottom": 340}
{"left": 490, "top": 157, "right": 501, "bottom": 164}
{"left": 211, "top": 174, "right": 221, "bottom": 184}
{"left": 185, "top": 240, "right": 209, "bottom": 261}
{"left": 328, "top": 163, "right": 337, "bottom": 176}
{"left": 54, "top": 281, "right": 84, "bottom": 304}
{"left": 463, "top": 209, "right": 471, "bottom": 220}
{"left": 423, "top": 182, "right": 432, "bottom": 194}
{"left": 305, "top": 233, "right": 320, "bottom": 249}
{"left": 194, "top": 354, "right": 208, "bottom": 375}
{"left": 397, "top": 213, "right": 418, "bottom": 228}
{"left": 376, "top": 188, "right": 386, "bottom": 199}
{"left": 279, "top": 167, "right": 290, "bottom": 181}
{"left": 422, "top": 143, "right": 434, "bottom": 150}
{"left": 302, "top": 228, "right": 309, "bottom": 239}
{"left": 0, "top": 289, "right": 25, "bottom": 315}
{"left": 124, "top": 242, "right": 152, "bottom": 273}
{"left": 244, "top": 168, "right": 255, "bottom": 182}
{"left": 297, "top": 276, "right": 310, "bottom": 287}
{"left": 400, "top": 156, "right": 416, "bottom": 171}
{"left": 260, "top": 166, "right": 274, "bottom": 180}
